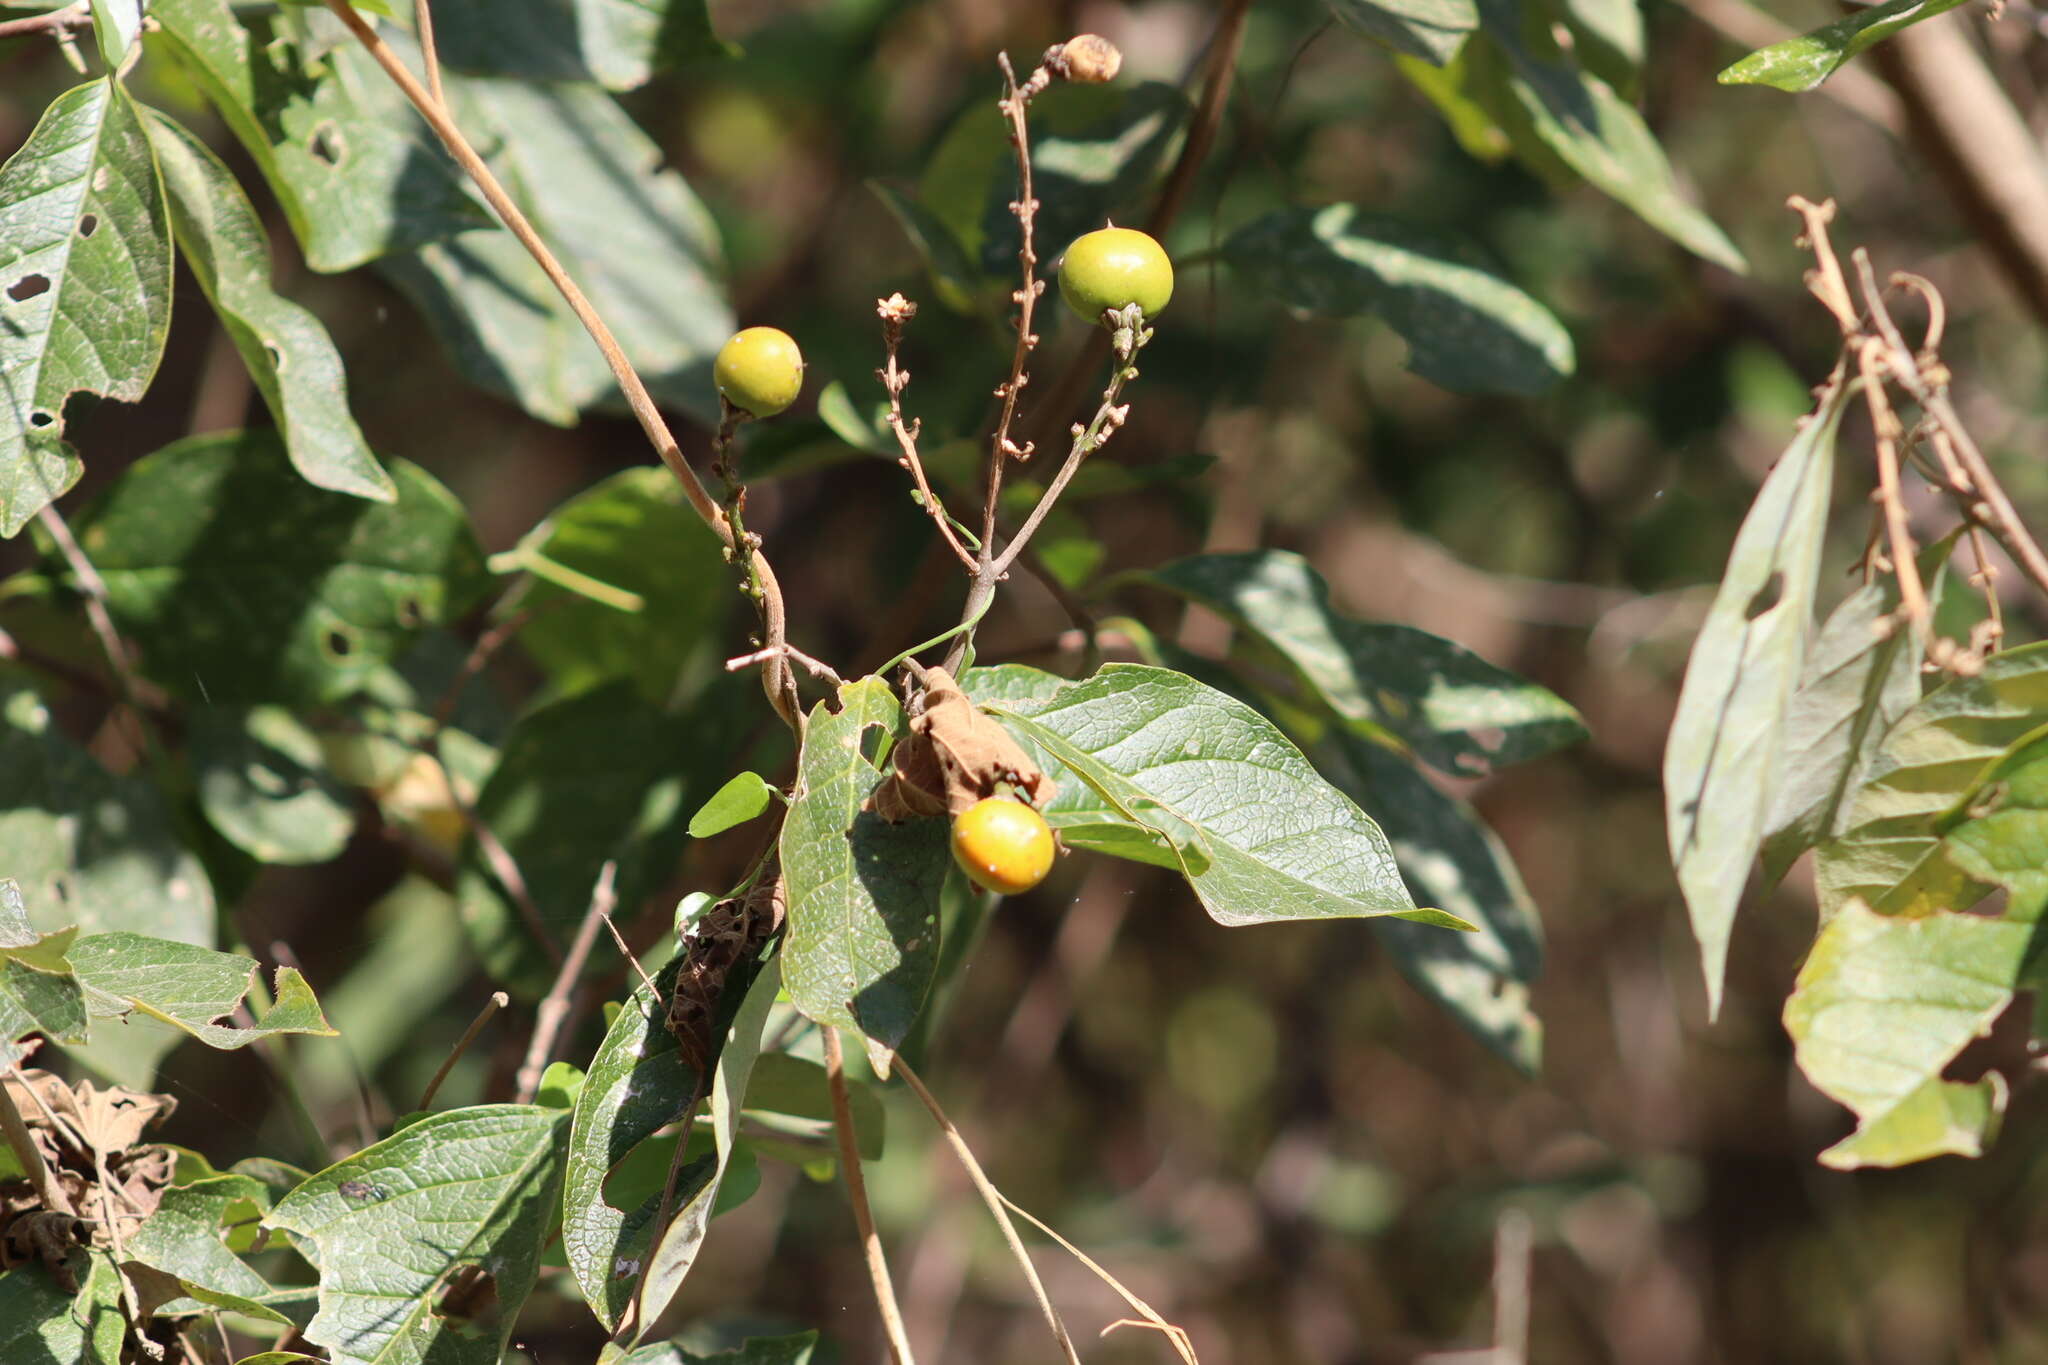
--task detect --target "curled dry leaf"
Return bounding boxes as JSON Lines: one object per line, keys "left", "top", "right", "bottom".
{"left": 868, "top": 667, "right": 1054, "bottom": 821}
{"left": 670, "top": 870, "right": 785, "bottom": 1072}
{"left": 0, "top": 1070, "right": 176, "bottom": 1274}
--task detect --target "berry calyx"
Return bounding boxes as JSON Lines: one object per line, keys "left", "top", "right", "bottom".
{"left": 714, "top": 326, "right": 804, "bottom": 418}
{"left": 1058, "top": 226, "right": 1172, "bottom": 325}
{"left": 951, "top": 796, "right": 1056, "bottom": 896}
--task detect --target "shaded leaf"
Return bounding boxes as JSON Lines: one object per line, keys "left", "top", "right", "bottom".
{"left": 1127, "top": 550, "right": 1586, "bottom": 776}
{"left": 1785, "top": 900, "right": 2034, "bottom": 1169}
{"left": 68, "top": 932, "right": 336, "bottom": 1049}
{"left": 429, "top": 0, "right": 732, "bottom": 89}
{"left": 1222, "top": 203, "right": 1573, "bottom": 394}
{"left": 867, "top": 179, "right": 985, "bottom": 315}
{"left": 616, "top": 1335, "right": 817, "bottom": 1365}
{"left": 193, "top": 706, "right": 357, "bottom": 865}
{"left": 58, "top": 430, "right": 489, "bottom": 706}
{"left": 1329, "top": 0, "right": 1478, "bottom": 67}
{"left": 0, "top": 78, "right": 170, "bottom": 536}
{"left": 970, "top": 664, "right": 1469, "bottom": 930}
{"left": 779, "top": 678, "right": 947, "bottom": 1049}
{"left": 0, "top": 1250, "right": 125, "bottom": 1363}
{"left": 380, "top": 76, "right": 731, "bottom": 426}
{"left": 1664, "top": 386, "right": 1845, "bottom": 1017}
{"left": 742, "top": 1051, "right": 883, "bottom": 1160}
{"left": 145, "top": 110, "right": 396, "bottom": 503}
{"left": 125, "top": 1173, "right": 296, "bottom": 1324}
{"left": 1719, "top": 0, "right": 1968, "bottom": 92}
{"left": 0, "top": 683, "right": 215, "bottom": 945}
{"left": 266, "top": 1105, "right": 567, "bottom": 1365}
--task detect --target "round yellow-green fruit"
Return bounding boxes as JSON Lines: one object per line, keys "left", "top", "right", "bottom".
{"left": 1058, "top": 226, "right": 1172, "bottom": 324}
{"left": 951, "top": 796, "right": 1056, "bottom": 896}
{"left": 714, "top": 326, "right": 804, "bottom": 418}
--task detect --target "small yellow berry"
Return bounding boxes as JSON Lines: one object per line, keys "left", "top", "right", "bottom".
{"left": 714, "top": 326, "right": 804, "bottom": 418}
{"left": 951, "top": 797, "right": 1056, "bottom": 896}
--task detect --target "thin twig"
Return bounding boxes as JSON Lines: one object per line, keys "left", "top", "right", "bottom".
{"left": 995, "top": 1193, "right": 1199, "bottom": 1365}
{"left": 0, "top": 2, "right": 90, "bottom": 41}
{"left": 412, "top": 0, "right": 446, "bottom": 109}
{"left": 36, "top": 505, "right": 168, "bottom": 718}
{"left": 1147, "top": 0, "right": 1253, "bottom": 236}
{"left": 419, "top": 991, "right": 507, "bottom": 1110}
{"left": 825, "top": 1027, "right": 915, "bottom": 1365}
{"left": 1853, "top": 337, "right": 1933, "bottom": 647}
{"left": 448, "top": 768, "right": 564, "bottom": 967}
{"left": 983, "top": 53, "right": 1049, "bottom": 553}
{"left": 0, "top": 1071, "right": 72, "bottom": 1217}
{"left": 430, "top": 607, "right": 533, "bottom": 734}
{"left": 878, "top": 293, "right": 976, "bottom": 572}
{"left": 514, "top": 862, "right": 617, "bottom": 1104}
{"left": 725, "top": 643, "right": 845, "bottom": 688}
{"left": 893, "top": 1056, "right": 1081, "bottom": 1365}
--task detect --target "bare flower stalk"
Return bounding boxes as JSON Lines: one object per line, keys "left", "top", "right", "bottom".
{"left": 514, "top": 862, "right": 617, "bottom": 1104}
{"left": 825, "top": 1028, "right": 916, "bottom": 1365}
{"left": 420, "top": 991, "right": 508, "bottom": 1110}
{"left": 878, "top": 294, "right": 977, "bottom": 572}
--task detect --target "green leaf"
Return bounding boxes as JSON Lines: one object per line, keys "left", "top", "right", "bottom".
{"left": 0, "top": 683, "right": 215, "bottom": 945}
{"left": 1335, "top": 737, "right": 1543, "bottom": 1073}
{"left": 616, "top": 1335, "right": 818, "bottom": 1365}
{"left": 379, "top": 76, "right": 732, "bottom": 426}
{"left": 502, "top": 468, "right": 732, "bottom": 705}
{"left": 427, "top": 0, "right": 732, "bottom": 89}
{"left": 152, "top": 5, "right": 488, "bottom": 272}
{"left": 970, "top": 664, "right": 1468, "bottom": 930}
{"left": 1759, "top": 538, "right": 1956, "bottom": 885}
{"left": 1222, "top": 203, "right": 1573, "bottom": 395}
{"left": 1329, "top": 0, "right": 1478, "bottom": 67}
{"left": 125, "top": 1173, "right": 295, "bottom": 1325}
{"left": 265, "top": 1104, "right": 567, "bottom": 1365}
{"left": 0, "top": 1251, "right": 126, "bottom": 1363}
{"left": 1718, "top": 0, "right": 1968, "bottom": 93}
{"left": 193, "top": 706, "right": 357, "bottom": 865}
{"left": 1472, "top": 0, "right": 1745, "bottom": 271}
{"left": 1127, "top": 550, "right": 1586, "bottom": 776}
{"left": 0, "top": 880, "right": 86, "bottom": 1046}
{"left": 457, "top": 680, "right": 741, "bottom": 996}
{"left": 58, "top": 430, "right": 489, "bottom": 706}
{"left": 690, "top": 772, "right": 775, "bottom": 839}
{"left": 780, "top": 678, "right": 948, "bottom": 1049}
{"left": 144, "top": 110, "right": 396, "bottom": 504}
{"left": 68, "top": 931, "right": 336, "bottom": 1049}
{"left": 1785, "top": 900, "right": 2034, "bottom": 1169}
{"left": 1664, "top": 385, "right": 1845, "bottom": 1018}
{"left": 0, "top": 79, "right": 171, "bottom": 536}
{"left": 867, "top": 179, "right": 986, "bottom": 314}
{"left": 89, "top": 0, "right": 144, "bottom": 69}
{"left": 742, "top": 1051, "right": 884, "bottom": 1160}
{"left": 635, "top": 959, "right": 780, "bottom": 1333}
{"left": 1815, "top": 642, "right": 2048, "bottom": 919}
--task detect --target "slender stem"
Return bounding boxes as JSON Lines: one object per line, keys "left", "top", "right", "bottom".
{"left": 0, "top": 2, "right": 89, "bottom": 40}
{"left": 1147, "top": 0, "right": 1253, "bottom": 236}
{"left": 825, "top": 1028, "right": 915, "bottom": 1365}
{"left": 419, "top": 991, "right": 507, "bottom": 1110}
{"left": 894, "top": 1056, "right": 1080, "bottom": 1365}
{"left": 514, "top": 862, "right": 617, "bottom": 1104}
{"left": 983, "top": 55, "right": 1047, "bottom": 561}
{"left": 878, "top": 295, "right": 977, "bottom": 572}
{"left": 1854, "top": 338, "right": 1932, "bottom": 645}
{"left": 36, "top": 505, "right": 169, "bottom": 761}
{"left": 412, "top": 0, "right": 446, "bottom": 109}
{"left": 0, "top": 1071, "right": 72, "bottom": 1217}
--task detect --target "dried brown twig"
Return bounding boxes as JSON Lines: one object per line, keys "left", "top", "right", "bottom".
{"left": 826, "top": 1028, "right": 916, "bottom": 1365}
{"left": 879, "top": 294, "right": 977, "bottom": 572}
{"left": 513, "top": 862, "right": 616, "bottom": 1104}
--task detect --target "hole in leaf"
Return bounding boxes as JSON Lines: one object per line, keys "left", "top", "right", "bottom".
{"left": 77, "top": 214, "right": 97, "bottom": 238}
{"left": 1744, "top": 572, "right": 1785, "bottom": 621}
{"left": 396, "top": 594, "right": 425, "bottom": 628}
{"left": 435, "top": 1263, "right": 500, "bottom": 1326}
{"left": 5, "top": 274, "right": 50, "bottom": 302}
{"left": 323, "top": 628, "right": 356, "bottom": 660}
{"left": 263, "top": 340, "right": 285, "bottom": 371}
{"left": 27, "top": 411, "right": 54, "bottom": 429}
{"left": 858, "top": 722, "right": 888, "bottom": 767}
{"left": 308, "top": 123, "right": 345, "bottom": 167}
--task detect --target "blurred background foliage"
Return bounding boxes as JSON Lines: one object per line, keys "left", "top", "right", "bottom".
{"left": 7, "top": 0, "right": 2048, "bottom": 1361}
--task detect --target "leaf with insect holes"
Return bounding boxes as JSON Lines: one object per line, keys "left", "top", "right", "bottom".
{"left": 426, "top": 0, "right": 733, "bottom": 89}
{"left": 0, "top": 880, "right": 85, "bottom": 1047}
{"left": 1126, "top": 551, "right": 1585, "bottom": 776}
{"left": 145, "top": 109, "right": 396, "bottom": 504}
{"left": 779, "top": 678, "right": 949, "bottom": 1049}
{"left": 0, "top": 78, "right": 171, "bottom": 537}
{"left": 50, "top": 431, "right": 489, "bottom": 707}
{"left": 969, "top": 664, "right": 1469, "bottom": 930}
{"left": 1329, "top": 0, "right": 1478, "bottom": 67}
{"left": 67, "top": 932, "right": 336, "bottom": 1050}
{"left": 265, "top": 1105, "right": 567, "bottom": 1365}
{"left": 1665, "top": 384, "right": 1847, "bottom": 1019}
{"left": 1223, "top": 204, "right": 1574, "bottom": 395}
{"left": 1719, "top": 0, "right": 1969, "bottom": 92}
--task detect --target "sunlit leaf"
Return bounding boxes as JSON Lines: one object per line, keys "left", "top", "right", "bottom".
{"left": 68, "top": 932, "right": 336, "bottom": 1050}
{"left": 1719, "top": 0, "right": 1968, "bottom": 92}
{"left": 689, "top": 772, "right": 775, "bottom": 839}
{"left": 0, "top": 880, "right": 85, "bottom": 1046}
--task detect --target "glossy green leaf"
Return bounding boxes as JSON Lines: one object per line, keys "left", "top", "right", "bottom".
{"left": 1336, "top": 737, "right": 1543, "bottom": 1073}
{"left": 779, "top": 677, "right": 948, "bottom": 1048}
{"left": 380, "top": 76, "right": 731, "bottom": 426}
{"left": 192, "top": 706, "right": 357, "bottom": 865}
{"left": 427, "top": 0, "right": 731, "bottom": 89}
{"left": 1785, "top": 900, "right": 2032, "bottom": 1169}
{"left": 152, "top": 5, "right": 488, "bottom": 272}
{"left": 0, "top": 78, "right": 171, "bottom": 536}
{"left": 634, "top": 959, "right": 780, "bottom": 1334}
{"left": 1223, "top": 204, "right": 1572, "bottom": 394}
{"left": 1719, "top": 0, "right": 1968, "bottom": 92}
{"left": 615, "top": 1334, "right": 818, "bottom": 1365}
{"left": 1473, "top": 0, "right": 1745, "bottom": 271}
{"left": 57, "top": 431, "right": 489, "bottom": 706}
{"left": 457, "top": 679, "right": 739, "bottom": 996}
{"left": 68, "top": 931, "right": 336, "bottom": 1049}
{"left": 1329, "top": 0, "right": 1478, "bottom": 66}
{"left": 0, "top": 683, "right": 215, "bottom": 945}
{"left": 0, "top": 879, "right": 86, "bottom": 1046}
{"left": 1664, "top": 386, "right": 1845, "bottom": 1018}
{"left": 88, "top": 0, "right": 144, "bottom": 69}
{"left": 1815, "top": 643, "right": 2048, "bottom": 918}
{"left": 266, "top": 1104, "right": 567, "bottom": 1365}
{"left": 145, "top": 110, "right": 396, "bottom": 503}
{"left": 502, "top": 468, "right": 731, "bottom": 705}
{"left": 971, "top": 664, "right": 1468, "bottom": 930}
{"left": 1128, "top": 550, "right": 1586, "bottom": 776}
{"left": 690, "top": 772, "right": 775, "bottom": 839}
